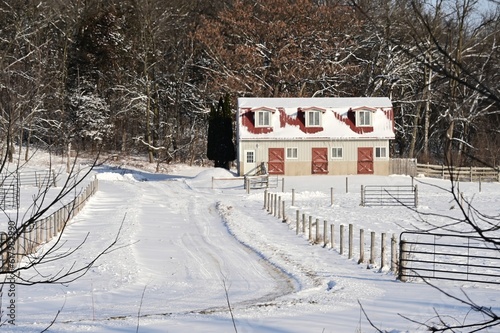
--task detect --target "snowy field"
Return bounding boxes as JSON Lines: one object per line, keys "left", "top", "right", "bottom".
{"left": 1, "top": 155, "right": 500, "bottom": 333}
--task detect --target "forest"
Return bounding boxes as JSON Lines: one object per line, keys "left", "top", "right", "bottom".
{"left": 1, "top": 0, "right": 499, "bottom": 168}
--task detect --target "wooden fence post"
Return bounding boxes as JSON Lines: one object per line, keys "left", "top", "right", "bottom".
{"left": 330, "top": 224, "right": 335, "bottom": 249}
{"left": 51, "top": 214, "right": 57, "bottom": 237}
{"left": 370, "top": 231, "right": 376, "bottom": 265}
{"left": 15, "top": 236, "right": 21, "bottom": 264}
{"left": 330, "top": 187, "right": 334, "bottom": 206}
{"left": 348, "top": 223, "right": 353, "bottom": 259}
{"left": 282, "top": 200, "right": 286, "bottom": 222}
{"left": 52, "top": 169, "right": 57, "bottom": 187}
{"left": 278, "top": 197, "right": 282, "bottom": 219}
{"left": 56, "top": 210, "right": 61, "bottom": 233}
{"left": 23, "top": 226, "right": 29, "bottom": 256}
{"left": 381, "top": 233, "right": 387, "bottom": 269}
{"left": 359, "top": 229, "right": 365, "bottom": 264}
{"left": 292, "top": 188, "right": 295, "bottom": 206}
{"left": 361, "top": 185, "right": 365, "bottom": 206}
{"left": 36, "top": 220, "right": 41, "bottom": 247}
{"left": 273, "top": 194, "right": 277, "bottom": 217}
{"left": 391, "top": 234, "right": 397, "bottom": 273}
{"left": 323, "top": 220, "right": 327, "bottom": 246}
{"left": 414, "top": 184, "right": 418, "bottom": 207}
{"left": 263, "top": 190, "right": 268, "bottom": 209}
{"left": 346, "top": 177, "right": 348, "bottom": 193}
{"left": 399, "top": 240, "right": 409, "bottom": 282}
{"left": 315, "top": 218, "right": 320, "bottom": 243}
{"left": 340, "top": 225, "right": 345, "bottom": 255}
{"left": 44, "top": 218, "right": 50, "bottom": 246}
{"left": 268, "top": 193, "right": 272, "bottom": 214}
{"left": 21, "top": 226, "right": 27, "bottom": 255}
{"left": 308, "top": 216, "right": 312, "bottom": 241}
{"left": 296, "top": 210, "right": 300, "bottom": 235}
{"left": 302, "top": 213, "right": 306, "bottom": 234}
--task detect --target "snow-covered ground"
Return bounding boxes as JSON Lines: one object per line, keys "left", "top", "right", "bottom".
{"left": 1, "top": 154, "right": 500, "bottom": 333}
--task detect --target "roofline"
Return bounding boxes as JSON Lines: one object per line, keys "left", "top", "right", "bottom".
{"left": 238, "top": 97, "right": 393, "bottom": 109}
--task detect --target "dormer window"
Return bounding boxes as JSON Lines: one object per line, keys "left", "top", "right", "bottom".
{"left": 256, "top": 110, "right": 271, "bottom": 127}
{"left": 352, "top": 107, "right": 376, "bottom": 127}
{"left": 251, "top": 106, "right": 275, "bottom": 128}
{"left": 301, "top": 107, "right": 325, "bottom": 127}
{"left": 307, "top": 111, "right": 321, "bottom": 127}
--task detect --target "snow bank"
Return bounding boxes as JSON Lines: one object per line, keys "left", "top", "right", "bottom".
{"left": 192, "top": 168, "right": 236, "bottom": 181}
{"left": 97, "top": 172, "right": 127, "bottom": 181}
{"left": 184, "top": 168, "right": 238, "bottom": 188}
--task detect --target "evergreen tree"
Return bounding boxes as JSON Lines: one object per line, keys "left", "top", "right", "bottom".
{"left": 207, "top": 94, "right": 236, "bottom": 170}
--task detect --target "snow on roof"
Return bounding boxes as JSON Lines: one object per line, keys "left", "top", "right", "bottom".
{"left": 238, "top": 97, "right": 392, "bottom": 109}
{"left": 237, "top": 97, "right": 394, "bottom": 140}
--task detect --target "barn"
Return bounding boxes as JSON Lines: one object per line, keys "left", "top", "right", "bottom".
{"left": 236, "top": 97, "right": 395, "bottom": 176}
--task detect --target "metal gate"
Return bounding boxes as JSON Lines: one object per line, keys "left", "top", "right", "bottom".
{"left": 399, "top": 232, "right": 500, "bottom": 284}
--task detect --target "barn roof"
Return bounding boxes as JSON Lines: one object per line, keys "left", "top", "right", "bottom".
{"left": 238, "top": 97, "right": 392, "bottom": 109}
{"left": 237, "top": 97, "right": 395, "bottom": 140}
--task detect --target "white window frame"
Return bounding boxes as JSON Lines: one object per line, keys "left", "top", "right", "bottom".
{"left": 356, "top": 110, "right": 372, "bottom": 127}
{"left": 375, "top": 146, "right": 387, "bottom": 159}
{"left": 286, "top": 147, "right": 298, "bottom": 159}
{"left": 306, "top": 110, "right": 322, "bottom": 127}
{"left": 255, "top": 111, "right": 271, "bottom": 127}
{"left": 331, "top": 147, "right": 343, "bottom": 159}
{"left": 246, "top": 150, "right": 255, "bottom": 163}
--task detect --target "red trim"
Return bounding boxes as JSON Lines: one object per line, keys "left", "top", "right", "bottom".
{"left": 241, "top": 109, "right": 273, "bottom": 134}
{"left": 240, "top": 106, "right": 394, "bottom": 136}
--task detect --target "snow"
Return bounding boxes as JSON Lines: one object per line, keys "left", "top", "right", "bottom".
{"left": 237, "top": 97, "right": 395, "bottom": 140}
{"left": 238, "top": 97, "right": 393, "bottom": 109}
{"left": 1, "top": 155, "right": 500, "bottom": 333}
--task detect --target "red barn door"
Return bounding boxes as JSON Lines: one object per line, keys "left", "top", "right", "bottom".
{"left": 357, "top": 147, "right": 373, "bottom": 174}
{"left": 312, "top": 148, "right": 328, "bottom": 174}
{"left": 268, "top": 148, "right": 285, "bottom": 174}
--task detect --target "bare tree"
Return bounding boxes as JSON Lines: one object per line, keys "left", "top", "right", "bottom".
{"left": 351, "top": 1, "right": 500, "bottom": 331}
{"left": 193, "top": 0, "right": 369, "bottom": 98}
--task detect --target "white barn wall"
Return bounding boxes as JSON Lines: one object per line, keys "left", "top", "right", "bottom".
{"left": 238, "top": 139, "right": 390, "bottom": 176}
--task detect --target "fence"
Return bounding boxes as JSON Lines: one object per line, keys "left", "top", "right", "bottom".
{"left": 0, "top": 177, "right": 99, "bottom": 272}
{"left": 390, "top": 158, "right": 417, "bottom": 176}
{"left": 361, "top": 185, "right": 418, "bottom": 207}
{"left": 263, "top": 190, "right": 398, "bottom": 273}
{"left": 417, "top": 163, "right": 500, "bottom": 182}
{"left": 0, "top": 185, "right": 17, "bottom": 210}
{"left": 261, "top": 188, "right": 499, "bottom": 284}
{"left": 399, "top": 232, "right": 500, "bottom": 284}
{"left": 244, "top": 174, "right": 280, "bottom": 190}
{"left": 212, "top": 174, "right": 281, "bottom": 191}
{"left": 1, "top": 169, "right": 58, "bottom": 187}
{"left": 211, "top": 176, "right": 245, "bottom": 189}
